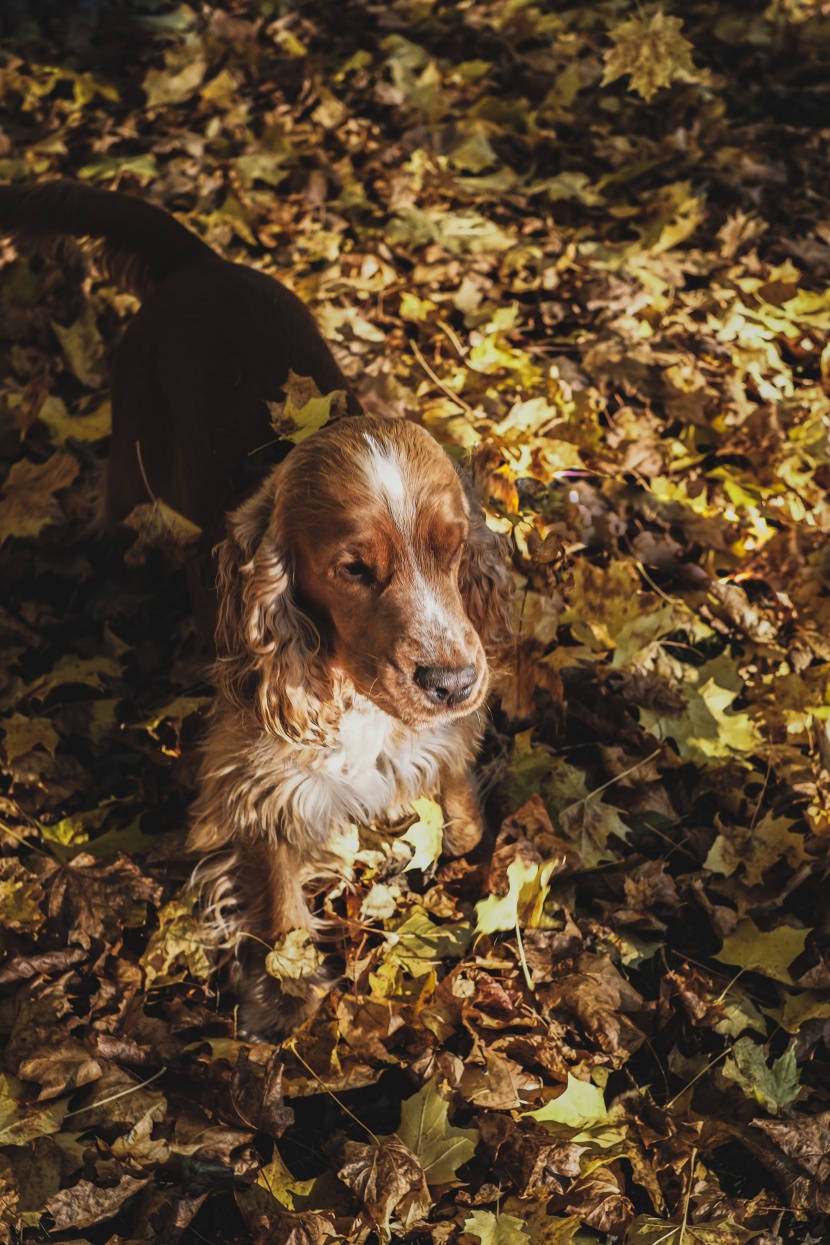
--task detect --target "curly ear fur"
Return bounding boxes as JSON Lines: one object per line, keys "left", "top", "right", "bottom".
{"left": 457, "top": 473, "right": 515, "bottom": 667}
{"left": 214, "top": 477, "right": 335, "bottom": 744}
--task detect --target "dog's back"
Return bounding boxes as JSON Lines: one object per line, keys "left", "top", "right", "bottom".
{"left": 0, "top": 180, "right": 359, "bottom": 542}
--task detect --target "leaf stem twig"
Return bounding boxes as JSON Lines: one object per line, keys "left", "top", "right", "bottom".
{"left": 287, "top": 1042, "right": 379, "bottom": 1144}
{"left": 65, "top": 1065, "right": 167, "bottom": 1118}
{"left": 411, "top": 339, "right": 475, "bottom": 414}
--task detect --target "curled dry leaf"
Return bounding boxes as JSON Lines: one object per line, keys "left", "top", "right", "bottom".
{"left": 338, "top": 1136, "right": 431, "bottom": 1239}
{"left": 230, "top": 1047, "right": 295, "bottom": 1139}
{"left": 122, "top": 499, "right": 203, "bottom": 565}
{"left": 266, "top": 929, "right": 326, "bottom": 999}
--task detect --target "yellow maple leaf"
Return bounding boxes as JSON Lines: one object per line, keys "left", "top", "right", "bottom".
{"left": 402, "top": 798, "right": 445, "bottom": 872}
{"left": 602, "top": 11, "right": 702, "bottom": 103}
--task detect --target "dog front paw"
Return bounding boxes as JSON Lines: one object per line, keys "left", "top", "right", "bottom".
{"left": 440, "top": 779, "right": 485, "bottom": 857}
{"left": 441, "top": 815, "right": 484, "bottom": 857}
{"left": 236, "top": 966, "right": 336, "bottom": 1042}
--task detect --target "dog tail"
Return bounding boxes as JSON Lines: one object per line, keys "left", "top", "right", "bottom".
{"left": 0, "top": 179, "right": 215, "bottom": 298}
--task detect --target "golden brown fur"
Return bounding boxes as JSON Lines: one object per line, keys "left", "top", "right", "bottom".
{"left": 189, "top": 416, "right": 513, "bottom": 1037}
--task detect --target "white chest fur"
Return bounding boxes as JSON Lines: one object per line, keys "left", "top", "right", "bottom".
{"left": 228, "top": 697, "right": 476, "bottom": 849}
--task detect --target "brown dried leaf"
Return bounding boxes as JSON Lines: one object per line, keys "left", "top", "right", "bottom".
{"left": 122, "top": 500, "right": 203, "bottom": 565}
{"left": 338, "top": 1136, "right": 431, "bottom": 1239}
{"left": 0, "top": 452, "right": 79, "bottom": 544}
{"left": 459, "top": 1049, "right": 541, "bottom": 1111}
{"left": 44, "top": 1172, "right": 149, "bottom": 1230}
{"left": 0, "top": 1073, "right": 67, "bottom": 1147}
{"left": 18, "top": 1040, "right": 103, "bottom": 1102}
{"left": 230, "top": 1047, "right": 294, "bottom": 1139}
{"left": 48, "top": 852, "right": 161, "bottom": 947}
{"left": 751, "top": 1110, "right": 830, "bottom": 1211}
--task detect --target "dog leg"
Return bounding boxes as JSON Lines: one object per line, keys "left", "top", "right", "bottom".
{"left": 227, "top": 836, "right": 335, "bottom": 1040}
{"left": 440, "top": 768, "right": 485, "bottom": 857}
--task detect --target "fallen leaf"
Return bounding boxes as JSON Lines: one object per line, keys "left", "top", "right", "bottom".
{"left": 464, "top": 1209, "right": 532, "bottom": 1245}
{"left": 624, "top": 1216, "right": 761, "bottom": 1244}
{"left": 751, "top": 1110, "right": 830, "bottom": 1212}
{"left": 602, "top": 12, "right": 703, "bottom": 102}
{"left": 0, "top": 1073, "right": 67, "bottom": 1146}
{"left": 1, "top": 713, "right": 60, "bottom": 763}
{"left": 266, "top": 929, "right": 325, "bottom": 999}
{"left": 18, "top": 1040, "right": 103, "bottom": 1102}
{"left": 0, "top": 859, "right": 44, "bottom": 932}
{"left": 49, "top": 852, "right": 161, "bottom": 947}
{"left": 122, "top": 499, "right": 203, "bottom": 564}
{"left": 140, "top": 897, "right": 211, "bottom": 987}
{"left": 0, "top": 452, "right": 79, "bottom": 544}
{"left": 387, "top": 906, "right": 472, "bottom": 975}
{"left": 338, "top": 1136, "right": 431, "bottom": 1239}
{"left": 475, "top": 855, "right": 559, "bottom": 933}
{"left": 267, "top": 372, "right": 349, "bottom": 444}
{"left": 402, "top": 797, "right": 445, "bottom": 872}
{"left": 44, "top": 1173, "right": 148, "bottom": 1230}
{"left": 394, "top": 1078, "right": 478, "bottom": 1184}
{"left": 23, "top": 653, "right": 122, "bottom": 701}
{"left": 715, "top": 919, "right": 810, "bottom": 985}
{"left": 722, "top": 1038, "right": 800, "bottom": 1115}
{"left": 524, "top": 1073, "right": 606, "bottom": 1132}
{"left": 50, "top": 306, "right": 106, "bottom": 388}
{"left": 230, "top": 1046, "right": 294, "bottom": 1138}
{"left": 142, "top": 59, "right": 206, "bottom": 108}
{"left": 704, "top": 811, "right": 809, "bottom": 887}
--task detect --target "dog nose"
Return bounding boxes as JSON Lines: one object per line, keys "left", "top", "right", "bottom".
{"left": 414, "top": 664, "right": 478, "bottom": 707}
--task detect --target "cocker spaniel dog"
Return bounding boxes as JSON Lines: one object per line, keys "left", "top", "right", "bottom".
{"left": 0, "top": 180, "right": 514, "bottom": 1038}
{"left": 190, "top": 415, "right": 513, "bottom": 1035}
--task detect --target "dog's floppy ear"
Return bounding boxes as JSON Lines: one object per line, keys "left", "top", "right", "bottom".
{"left": 457, "top": 472, "right": 515, "bottom": 666}
{"left": 214, "top": 472, "right": 334, "bottom": 744}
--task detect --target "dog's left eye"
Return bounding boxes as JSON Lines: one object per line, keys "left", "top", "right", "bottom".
{"left": 338, "top": 560, "right": 375, "bottom": 585}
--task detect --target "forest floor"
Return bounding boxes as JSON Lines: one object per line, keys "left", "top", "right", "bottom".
{"left": 1, "top": 1, "right": 830, "bottom": 1242}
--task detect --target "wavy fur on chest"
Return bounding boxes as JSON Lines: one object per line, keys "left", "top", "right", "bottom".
{"left": 191, "top": 690, "right": 480, "bottom": 858}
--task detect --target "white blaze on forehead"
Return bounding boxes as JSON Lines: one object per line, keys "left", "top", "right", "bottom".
{"left": 363, "top": 433, "right": 415, "bottom": 531}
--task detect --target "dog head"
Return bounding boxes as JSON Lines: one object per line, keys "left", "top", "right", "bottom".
{"left": 215, "top": 415, "right": 513, "bottom": 742}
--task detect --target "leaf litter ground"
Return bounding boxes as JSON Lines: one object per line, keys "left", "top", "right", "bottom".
{"left": 0, "top": 2, "right": 830, "bottom": 1242}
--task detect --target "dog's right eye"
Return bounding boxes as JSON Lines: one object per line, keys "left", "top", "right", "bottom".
{"left": 337, "top": 560, "right": 374, "bottom": 585}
